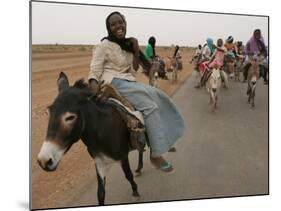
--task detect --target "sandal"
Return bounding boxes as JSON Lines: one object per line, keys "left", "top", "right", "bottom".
{"left": 159, "top": 162, "right": 174, "bottom": 172}
{"left": 150, "top": 156, "right": 174, "bottom": 173}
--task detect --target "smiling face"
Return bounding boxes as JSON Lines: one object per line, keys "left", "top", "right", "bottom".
{"left": 108, "top": 14, "right": 126, "bottom": 40}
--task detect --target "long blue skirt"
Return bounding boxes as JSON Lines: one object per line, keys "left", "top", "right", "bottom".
{"left": 111, "top": 78, "right": 186, "bottom": 157}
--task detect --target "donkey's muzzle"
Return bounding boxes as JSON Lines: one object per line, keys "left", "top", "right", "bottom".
{"left": 37, "top": 158, "right": 57, "bottom": 172}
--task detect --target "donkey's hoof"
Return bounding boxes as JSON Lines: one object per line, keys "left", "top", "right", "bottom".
{"left": 135, "top": 170, "right": 142, "bottom": 177}
{"left": 132, "top": 191, "right": 140, "bottom": 198}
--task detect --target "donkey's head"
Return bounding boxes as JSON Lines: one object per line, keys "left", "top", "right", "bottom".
{"left": 248, "top": 55, "right": 260, "bottom": 85}
{"left": 248, "top": 73, "right": 259, "bottom": 94}
{"left": 37, "top": 72, "right": 90, "bottom": 171}
{"left": 227, "top": 62, "right": 235, "bottom": 79}
{"left": 209, "top": 68, "right": 221, "bottom": 92}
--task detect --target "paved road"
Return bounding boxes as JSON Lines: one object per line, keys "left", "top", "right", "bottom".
{"left": 71, "top": 72, "right": 268, "bottom": 207}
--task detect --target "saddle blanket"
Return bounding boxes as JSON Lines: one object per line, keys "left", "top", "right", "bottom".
{"left": 107, "top": 98, "right": 145, "bottom": 126}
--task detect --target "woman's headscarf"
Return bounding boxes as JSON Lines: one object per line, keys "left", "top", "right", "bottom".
{"left": 102, "top": 11, "right": 134, "bottom": 53}
{"left": 246, "top": 29, "right": 267, "bottom": 57}
{"left": 206, "top": 38, "right": 215, "bottom": 54}
{"left": 102, "top": 11, "right": 151, "bottom": 70}
{"left": 226, "top": 36, "right": 234, "bottom": 43}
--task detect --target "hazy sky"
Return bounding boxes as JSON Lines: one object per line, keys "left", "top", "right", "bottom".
{"left": 31, "top": 1, "right": 269, "bottom": 47}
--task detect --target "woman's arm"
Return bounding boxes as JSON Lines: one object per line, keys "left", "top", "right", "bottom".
{"left": 132, "top": 55, "right": 139, "bottom": 70}
{"left": 88, "top": 44, "right": 106, "bottom": 81}
{"left": 128, "top": 37, "right": 140, "bottom": 70}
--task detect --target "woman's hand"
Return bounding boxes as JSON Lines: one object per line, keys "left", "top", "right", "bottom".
{"left": 89, "top": 80, "right": 109, "bottom": 102}
{"left": 89, "top": 79, "right": 99, "bottom": 96}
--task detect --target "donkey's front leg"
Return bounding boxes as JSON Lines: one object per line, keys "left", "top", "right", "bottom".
{"left": 210, "top": 92, "right": 216, "bottom": 112}
{"left": 209, "top": 93, "right": 212, "bottom": 105}
{"left": 95, "top": 164, "right": 106, "bottom": 205}
{"left": 135, "top": 151, "right": 144, "bottom": 176}
{"left": 251, "top": 91, "right": 256, "bottom": 108}
{"left": 215, "top": 95, "right": 218, "bottom": 109}
{"left": 121, "top": 156, "right": 140, "bottom": 198}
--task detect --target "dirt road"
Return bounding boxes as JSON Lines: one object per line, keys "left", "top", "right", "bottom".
{"left": 31, "top": 46, "right": 194, "bottom": 209}
{"left": 61, "top": 70, "right": 268, "bottom": 207}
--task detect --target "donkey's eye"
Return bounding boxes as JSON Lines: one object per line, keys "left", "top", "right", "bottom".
{"left": 65, "top": 115, "right": 76, "bottom": 122}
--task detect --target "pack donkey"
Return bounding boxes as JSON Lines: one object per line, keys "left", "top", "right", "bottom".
{"left": 165, "top": 56, "right": 180, "bottom": 83}
{"left": 247, "top": 56, "right": 260, "bottom": 108}
{"left": 205, "top": 68, "right": 223, "bottom": 112}
{"left": 37, "top": 72, "right": 146, "bottom": 205}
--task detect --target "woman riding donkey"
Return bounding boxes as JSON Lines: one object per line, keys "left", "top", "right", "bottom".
{"left": 190, "top": 44, "right": 202, "bottom": 65}
{"left": 243, "top": 29, "right": 268, "bottom": 84}
{"left": 224, "top": 35, "right": 237, "bottom": 60}
{"left": 194, "top": 38, "right": 215, "bottom": 88}
{"left": 144, "top": 36, "right": 168, "bottom": 80}
{"left": 208, "top": 38, "right": 226, "bottom": 69}
{"left": 198, "top": 38, "right": 227, "bottom": 87}
{"left": 173, "top": 45, "right": 183, "bottom": 70}
{"left": 88, "top": 11, "right": 185, "bottom": 172}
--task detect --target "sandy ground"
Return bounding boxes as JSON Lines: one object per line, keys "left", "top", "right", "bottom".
{"left": 31, "top": 46, "right": 194, "bottom": 209}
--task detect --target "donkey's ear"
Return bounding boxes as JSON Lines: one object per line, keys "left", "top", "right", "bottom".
{"left": 57, "top": 72, "right": 69, "bottom": 93}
